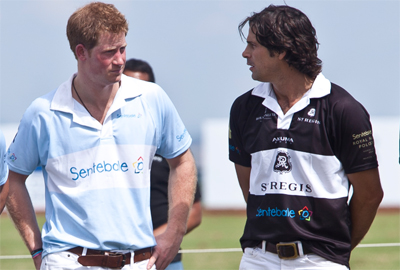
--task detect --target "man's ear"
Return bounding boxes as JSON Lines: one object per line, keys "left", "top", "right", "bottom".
{"left": 75, "top": 44, "right": 87, "bottom": 61}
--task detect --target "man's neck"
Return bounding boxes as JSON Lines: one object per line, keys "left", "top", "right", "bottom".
{"left": 270, "top": 70, "right": 314, "bottom": 114}
{"left": 72, "top": 74, "right": 120, "bottom": 124}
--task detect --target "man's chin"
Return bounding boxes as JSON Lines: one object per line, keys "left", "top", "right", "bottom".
{"left": 251, "top": 74, "right": 268, "bottom": 83}
{"left": 110, "top": 73, "right": 122, "bottom": 83}
{"left": 251, "top": 73, "right": 259, "bottom": 81}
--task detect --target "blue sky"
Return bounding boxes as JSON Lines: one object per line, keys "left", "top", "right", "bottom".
{"left": 1, "top": 0, "right": 399, "bottom": 144}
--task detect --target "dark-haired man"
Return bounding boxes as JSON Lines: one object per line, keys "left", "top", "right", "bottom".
{"left": 124, "top": 58, "right": 202, "bottom": 270}
{"left": 124, "top": 59, "right": 156, "bottom": 83}
{"left": 229, "top": 5, "right": 383, "bottom": 270}
{"left": 6, "top": 2, "right": 197, "bottom": 270}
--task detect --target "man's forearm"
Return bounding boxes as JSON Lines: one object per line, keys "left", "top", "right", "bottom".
{"left": 349, "top": 193, "right": 381, "bottom": 249}
{"left": 148, "top": 150, "right": 197, "bottom": 270}
{"left": 185, "top": 201, "right": 202, "bottom": 234}
{"left": 6, "top": 171, "right": 42, "bottom": 252}
{"left": 167, "top": 150, "right": 197, "bottom": 235}
{"left": 347, "top": 168, "right": 383, "bottom": 250}
{"left": 235, "top": 164, "right": 251, "bottom": 203}
{"left": 0, "top": 180, "right": 9, "bottom": 214}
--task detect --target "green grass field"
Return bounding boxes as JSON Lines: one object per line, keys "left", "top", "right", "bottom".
{"left": 0, "top": 210, "right": 399, "bottom": 270}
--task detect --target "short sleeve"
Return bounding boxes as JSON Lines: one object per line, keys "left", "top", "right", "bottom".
{"left": 329, "top": 86, "right": 378, "bottom": 174}
{"left": 146, "top": 87, "right": 192, "bottom": 159}
{"left": 7, "top": 98, "right": 50, "bottom": 175}
{"left": 229, "top": 94, "right": 252, "bottom": 167}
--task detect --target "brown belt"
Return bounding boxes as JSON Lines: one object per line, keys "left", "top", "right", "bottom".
{"left": 257, "top": 241, "right": 312, "bottom": 259}
{"left": 68, "top": 247, "right": 152, "bottom": 268}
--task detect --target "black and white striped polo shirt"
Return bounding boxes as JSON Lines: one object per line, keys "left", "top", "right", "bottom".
{"left": 229, "top": 74, "right": 378, "bottom": 267}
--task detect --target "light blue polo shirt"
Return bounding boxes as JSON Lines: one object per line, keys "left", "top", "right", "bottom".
{"left": 7, "top": 74, "right": 192, "bottom": 257}
{"left": 0, "top": 129, "right": 8, "bottom": 186}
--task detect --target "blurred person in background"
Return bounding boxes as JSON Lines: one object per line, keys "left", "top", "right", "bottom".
{"left": 124, "top": 58, "right": 202, "bottom": 270}
{"left": 229, "top": 5, "right": 383, "bottom": 270}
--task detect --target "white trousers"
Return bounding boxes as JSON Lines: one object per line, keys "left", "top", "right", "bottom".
{"left": 239, "top": 247, "right": 349, "bottom": 270}
{"left": 40, "top": 251, "right": 156, "bottom": 270}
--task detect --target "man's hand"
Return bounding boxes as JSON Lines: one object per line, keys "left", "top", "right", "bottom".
{"left": 147, "top": 227, "right": 185, "bottom": 270}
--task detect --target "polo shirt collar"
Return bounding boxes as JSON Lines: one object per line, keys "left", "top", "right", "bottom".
{"left": 252, "top": 73, "right": 331, "bottom": 116}
{"left": 50, "top": 74, "right": 142, "bottom": 130}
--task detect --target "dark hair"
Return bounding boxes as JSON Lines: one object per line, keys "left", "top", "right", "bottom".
{"left": 124, "top": 59, "right": 155, "bottom": 83}
{"left": 67, "top": 2, "right": 128, "bottom": 59}
{"left": 238, "top": 5, "right": 322, "bottom": 79}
